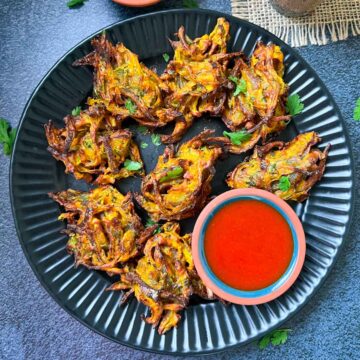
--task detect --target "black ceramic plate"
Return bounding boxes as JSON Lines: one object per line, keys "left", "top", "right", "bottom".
{"left": 10, "top": 9, "right": 354, "bottom": 355}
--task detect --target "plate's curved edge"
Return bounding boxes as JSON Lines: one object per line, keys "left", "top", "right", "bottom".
{"left": 9, "top": 8, "right": 356, "bottom": 356}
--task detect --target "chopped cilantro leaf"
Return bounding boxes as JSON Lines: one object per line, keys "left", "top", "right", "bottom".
{"left": 228, "top": 75, "right": 247, "bottom": 96}
{"left": 353, "top": 97, "right": 360, "bottom": 121}
{"left": 0, "top": 118, "right": 16, "bottom": 156}
{"left": 123, "top": 159, "right": 142, "bottom": 171}
{"left": 258, "top": 329, "right": 291, "bottom": 350}
{"left": 278, "top": 175, "right": 291, "bottom": 192}
{"left": 183, "top": 0, "right": 199, "bottom": 8}
{"left": 151, "top": 133, "right": 162, "bottom": 146}
{"left": 223, "top": 130, "right": 251, "bottom": 145}
{"left": 286, "top": 94, "right": 304, "bottom": 116}
{"left": 145, "top": 218, "right": 161, "bottom": 234}
{"left": 71, "top": 106, "right": 81, "bottom": 116}
{"left": 67, "top": 0, "right": 87, "bottom": 8}
{"left": 159, "top": 166, "right": 184, "bottom": 183}
{"left": 137, "top": 125, "right": 148, "bottom": 135}
{"left": 125, "top": 99, "right": 137, "bottom": 115}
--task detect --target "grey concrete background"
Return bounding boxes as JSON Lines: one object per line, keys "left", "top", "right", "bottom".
{"left": 0, "top": 0, "right": 359, "bottom": 359}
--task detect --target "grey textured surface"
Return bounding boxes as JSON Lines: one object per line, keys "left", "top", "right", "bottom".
{"left": 0, "top": 0, "right": 359, "bottom": 359}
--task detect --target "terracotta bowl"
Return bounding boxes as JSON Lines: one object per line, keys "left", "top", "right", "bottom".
{"left": 192, "top": 188, "right": 306, "bottom": 305}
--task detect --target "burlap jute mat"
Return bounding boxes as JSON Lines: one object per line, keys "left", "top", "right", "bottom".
{"left": 231, "top": 0, "right": 360, "bottom": 46}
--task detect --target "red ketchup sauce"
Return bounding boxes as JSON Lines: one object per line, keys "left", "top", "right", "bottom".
{"left": 204, "top": 200, "right": 293, "bottom": 291}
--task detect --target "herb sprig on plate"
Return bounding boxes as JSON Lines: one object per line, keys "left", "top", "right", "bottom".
{"left": 223, "top": 130, "right": 251, "bottom": 145}
{"left": 286, "top": 94, "right": 304, "bottom": 116}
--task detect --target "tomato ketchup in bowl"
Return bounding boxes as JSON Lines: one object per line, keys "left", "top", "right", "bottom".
{"left": 192, "top": 189, "right": 306, "bottom": 305}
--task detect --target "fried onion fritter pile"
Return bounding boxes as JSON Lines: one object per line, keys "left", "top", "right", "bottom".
{"left": 221, "top": 43, "right": 290, "bottom": 154}
{"left": 50, "top": 186, "right": 153, "bottom": 275}
{"left": 135, "top": 130, "right": 223, "bottom": 221}
{"left": 45, "top": 106, "right": 143, "bottom": 184}
{"left": 160, "top": 18, "right": 237, "bottom": 143}
{"left": 108, "top": 222, "right": 216, "bottom": 334}
{"left": 227, "top": 132, "right": 330, "bottom": 201}
{"left": 74, "top": 34, "right": 178, "bottom": 128}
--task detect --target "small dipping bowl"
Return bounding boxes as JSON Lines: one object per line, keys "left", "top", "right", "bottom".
{"left": 112, "top": 0, "right": 161, "bottom": 7}
{"left": 192, "top": 189, "right": 306, "bottom": 305}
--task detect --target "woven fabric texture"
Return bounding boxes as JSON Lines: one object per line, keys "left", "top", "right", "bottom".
{"left": 232, "top": 0, "right": 360, "bottom": 46}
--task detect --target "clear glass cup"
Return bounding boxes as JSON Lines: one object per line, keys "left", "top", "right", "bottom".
{"left": 269, "top": 0, "right": 323, "bottom": 17}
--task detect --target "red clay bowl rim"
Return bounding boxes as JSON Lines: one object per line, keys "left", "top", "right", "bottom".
{"left": 192, "top": 189, "right": 306, "bottom": 305}
{"left": 112, "top": 0, "right": 161, "bottom": 7}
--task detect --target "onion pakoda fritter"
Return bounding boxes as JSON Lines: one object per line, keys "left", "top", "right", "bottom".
{"left": 108, "top": 222, "right": 216, "bottom": 334}
{"left": 135, "top": 130, "right": 223, "bottom": 221}
{"left": 50, "top": 186, "right": 154, "bottom": 275}
{"left": 160, "top": 18, "right": 238, "bottom": 143}
{"left": 74, "top": 34, "right": 178, "bottom": 128}
{"left": 221, "top": 43, "right": 290, "bottom": 154}
{"left": 45, "top": 106, "right": 144, "bottom": 184}
{"left": 227, "top": 132, "right": 330, "bottom": 201}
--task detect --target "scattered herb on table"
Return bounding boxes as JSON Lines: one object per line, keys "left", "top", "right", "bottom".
{"left": 125, "top": 99, "right": 137, "bottom": 115}
{"left": 163, "top": 53, "right": 170, "bottom": 63}
{"left": 151, "top": 133, "right": 162, "bottom": 146}
{"left": 286, "top": 94, "right": 304, "bottom": 116}
{"left": 137, "top": 125, "right": 148, "bottom": 135}
{"left": 228, "top": 75, "right": 247, "bottom": 96}
{"left": 183, "top": 0, "right": 199, "bottom": 8}
{"left": 258, "top": 329, "right": 291, "bottom": 349}
{"left": 71, "top": 106, "right": 81, "bottom": 116}
{"left": 123, "top": 159, "right": 142, "bottom": 171}
{"left": 159, "top": 166, "right": 184, "bottom": 183}
{"left": 353, "top": 97, "right": 360, "bottom": 121}
{"left": 278, "top": 175, "right": 291, "bottom": 192}
{"left": 223, "top": 130, "right": 251, "bottom": 145}
{"left": 0, "top": 118, "right": 17, "bottom": 156}
{"left": 140, "top": 142, "right": 148, "bottom": 149}
{"left": 67, "top": 0, "right": 87, "bottom": 8}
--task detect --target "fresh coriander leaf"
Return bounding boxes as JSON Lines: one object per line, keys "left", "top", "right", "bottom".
{"left": 140, "top": 142, "right": 148, "bottom": 149}
{"left": 228, "top": 75, "right": 247, "bottom": 96}
{"left": 125, "top": 99, "right": 137, "bottom": 115}
{"left": 123, "top": 159, "right": 142, "bottom": 171}
{"left": 223, "top": 130, "right": 251, "bottom": 145}
{"left": 71, "top": 106, "right": 81, "bottom": 116}
{"left": 271, "top": 329, "right": 290, "bottom": 346}
{"left": 145, "top": 218, "right": 156, "bottom": 227}
{"left": 153, "top": 226, "right": 161, "bottom": 234}
{"left": 145, "top": 218, "right": 161, "bottom": 234}
{"left": 67, "top": 0, "right": 87, "bottom": 8}
{"left": 183, "top": 0, "right": 199, "bottom": 8}
{"left": 286, "top": 94, "right": 304, "bottom": 116}
{"left": 151, "top": 133, "right": 162, "bottom": 146}
{"left": 258, "top": 334, "right": 271, "bottom": 350}
{"left": 0, "top": 118, "right": 16, "bottom": 156}
{"left": 258, "top": 329, "right": 291, "bottom": 349}
{"left": 278, "top": 175, "right": 291, "bottom": 192}
{"left": 163, "top": 53, "right": 170, "bottom": 62}
{"left": 137, "top": 125, "right": 148, "bottom": 135}
{"left": 159, "top": 166, "right": 184, "bottom": 183}
{"left": 0, "top": 119, "right": 9, "bottom": 142}
{"left": 353, "top": 97, "right": 360, "bottom": 121}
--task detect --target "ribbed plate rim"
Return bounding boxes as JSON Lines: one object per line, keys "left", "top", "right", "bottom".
{"left": 9, "top": 8, "right": 356, "bottom": 356}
